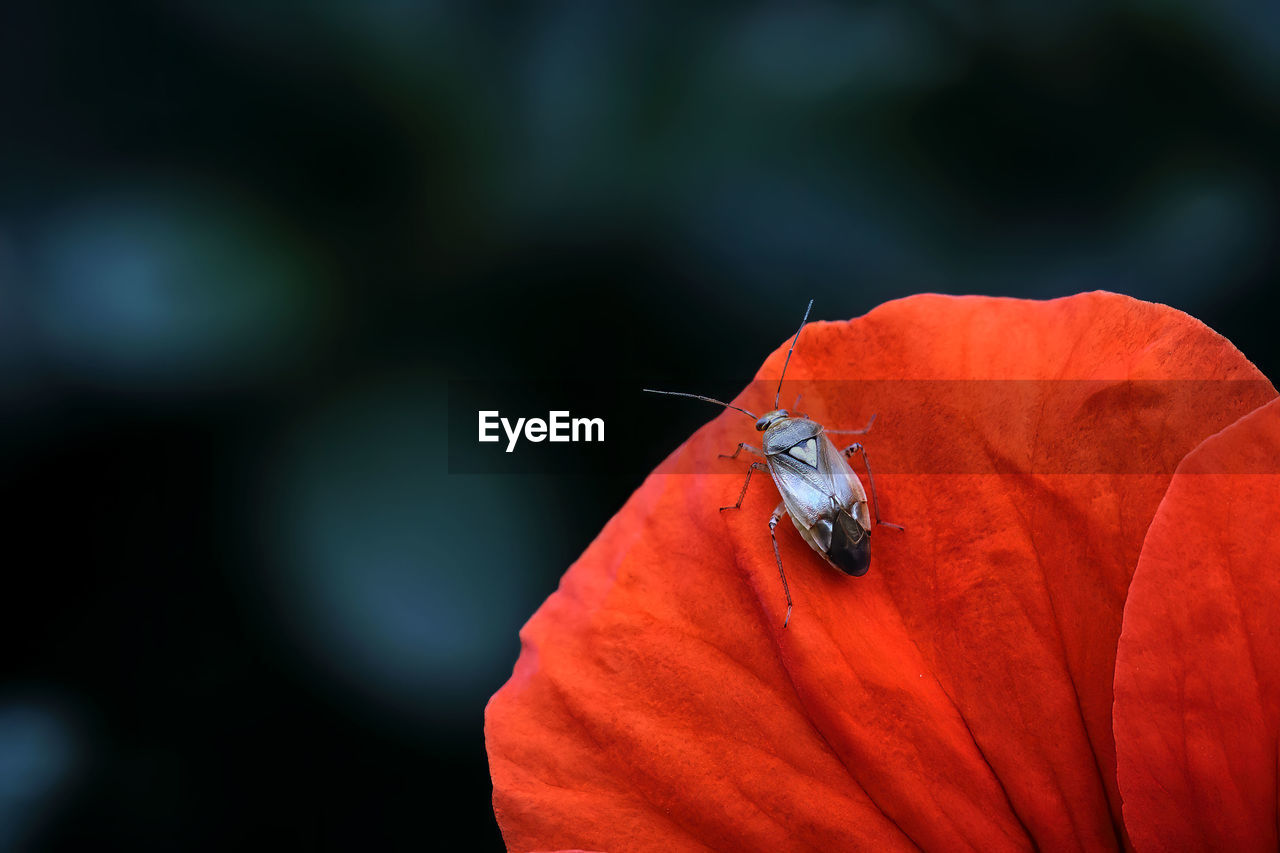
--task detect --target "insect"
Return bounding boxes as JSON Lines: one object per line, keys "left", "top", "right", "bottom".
{"left": 644, "top": 300, "right": 901, "bottom": 627}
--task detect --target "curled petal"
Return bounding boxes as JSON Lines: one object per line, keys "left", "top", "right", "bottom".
{"left": 487, "top": 293, "right": 1273, "bottom": 852}
{"left": 1114, "top": 397, "right": 1280, "bottom": 852}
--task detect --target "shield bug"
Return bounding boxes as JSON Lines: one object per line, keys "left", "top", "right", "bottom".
{"left": 644, "top": 300, "right": 901, "bottom": 627}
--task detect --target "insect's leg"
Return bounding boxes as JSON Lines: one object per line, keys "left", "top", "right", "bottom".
{"left": 720, "top": 462, "right": 769, "bottom": 512}
{"left": 719, "top": 442, "right": 765, "bottom": 461}
{"left": 841, "top": 442, "right": 904, "bottom": 530}
{"left": 825, "top": 413, "right": 877, "bottom": 436}
{"left": 768, "top": 502, "right": 794, "bottom": 628}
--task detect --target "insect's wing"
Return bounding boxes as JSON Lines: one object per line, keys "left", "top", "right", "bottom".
{"left": 769, "top": 443, "right": 874, "bottom": 575}
{"left": 766, "top": 435, "right": 867, "bottom": 524}
{"left": 827, "top": 506, "right": 872, "bottom": 576}
{"left": 818, "top": 435, "right": 871, "bottom": 530}
{"left": 768, "top": 451, "right": 831, "bottom": 527}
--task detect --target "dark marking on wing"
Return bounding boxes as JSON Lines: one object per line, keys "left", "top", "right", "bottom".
{"left": 827, "top": 509, "right": 871, "bottom": 576}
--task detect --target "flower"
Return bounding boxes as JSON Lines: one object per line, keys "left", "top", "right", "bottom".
{"left": 1115, "top": 396, "right": 1280, "bottom": 852}
{"left": 486, "top": 292, "right": 1275, "bottom": 852}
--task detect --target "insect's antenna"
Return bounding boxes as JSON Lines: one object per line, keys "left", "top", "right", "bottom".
{"left": 774, "top": 298, "right": 814, "bottom": 409}
{"left": 643, "top": 389, "right": 758, "bottom": 421}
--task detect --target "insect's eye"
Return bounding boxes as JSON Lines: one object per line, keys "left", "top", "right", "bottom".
{"left": 755, "top": 410, "right": 787, "bottom": 431}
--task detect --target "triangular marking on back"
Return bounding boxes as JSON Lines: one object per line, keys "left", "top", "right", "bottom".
{"left": 788, "top": 438, "right": 819, "bottom": 467}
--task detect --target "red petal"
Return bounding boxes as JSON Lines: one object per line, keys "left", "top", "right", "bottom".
{"left": 1114, "top": 397, "right": 1280, "bottom": 852}
{"left": 487, "top": 293, "right": 1273, "bottom": 852}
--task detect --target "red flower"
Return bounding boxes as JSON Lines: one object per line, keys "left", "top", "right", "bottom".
{"left": 486, "top": 293, "right": 1275, "bottom": 852}
{"left": 1115, "top": 396, "right": 1280, "bottom": 852}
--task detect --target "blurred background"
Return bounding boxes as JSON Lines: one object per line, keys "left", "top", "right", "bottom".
{"left": 1, "top": 1, "right": 1278, "bottom": 849}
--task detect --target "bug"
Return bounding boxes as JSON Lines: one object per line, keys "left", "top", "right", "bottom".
{"left": 644, "top": 300, "right": 901, "bottom": 627}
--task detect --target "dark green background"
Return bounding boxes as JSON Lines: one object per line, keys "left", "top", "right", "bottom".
{"left": 1, "top": 2, "right": 1277, "bottom": 850}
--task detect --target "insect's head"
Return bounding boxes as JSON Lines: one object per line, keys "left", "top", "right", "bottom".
{"left": 755, "top": 409, "right": 790, "bottom": 431}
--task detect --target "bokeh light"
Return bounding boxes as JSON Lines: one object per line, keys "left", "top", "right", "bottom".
{"left": 0, "top": 698, "right": 77, "bottom": 853}
{"left": 27, "top": 186, "right": 328, "bottom": 390}
{"left": 261, "top": 374, "right": 549, "bottom": 725}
